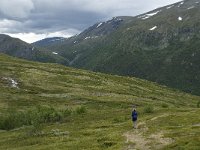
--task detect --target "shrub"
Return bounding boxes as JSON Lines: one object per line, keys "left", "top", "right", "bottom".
{"left": 35, "top": 106, "right": 63, "bottom": 123}
{"left": 143, "top": 105, "right": 154, "bottom": 114}
{"left": 75, "top": 106, "right": 86, "bottom": 114}
{"left": 197, "top": 101, "right": 200, "bottom": 108}
{"left": 62, "top": 108, "right": 72, "bottom": 117}
{"left": 0, "top": 110, "right": 29, "bottom": 130}
{"left": 0, "top": 106, "right": 71, "bottom": 131}
{"left": 161, "top": 103, "right": 169, "bottom": 108}
{"left": 0, "top": 114, "right": 17, "bottom": 130}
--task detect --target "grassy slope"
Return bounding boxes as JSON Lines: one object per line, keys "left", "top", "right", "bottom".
{"left": 0, "top": 54, "right": 199, "bottom": 150}
{"left": 44, "top": 0, "right": 200, "bottom": 95}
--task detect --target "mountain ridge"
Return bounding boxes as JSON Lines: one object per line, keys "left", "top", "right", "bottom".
{"left": 35, "top": 0, "right": 200, "bottom": 95}
{"left": 32, "top": 37, "right": 67, "bottom": 47}
{"left": 0, "top": 34, "right": 69, "bottom": 65}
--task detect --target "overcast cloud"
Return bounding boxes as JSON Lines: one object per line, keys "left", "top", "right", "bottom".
{"left": 0, "top": 0, "right": 182, "bottom": 43}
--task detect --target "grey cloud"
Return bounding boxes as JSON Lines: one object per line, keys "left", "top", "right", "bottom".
{"left": 0, "top": 0, "right": 34, "bottom": 19}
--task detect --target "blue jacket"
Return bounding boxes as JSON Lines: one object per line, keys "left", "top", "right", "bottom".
{"left": 132, "top": 111, "right": 137, "bottom": 121}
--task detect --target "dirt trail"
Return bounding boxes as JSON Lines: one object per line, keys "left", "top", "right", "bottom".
{"left": 124, "top": 122, "right": 150, "bottom": 150}
{"left": 124, "top": 116, "right": 173, "bottom": 150}
{"left": 124, "top": 130, "right": 150, "bottom": 150}
{"left": 150, "top": 114, "right": 169, "bottom": 121}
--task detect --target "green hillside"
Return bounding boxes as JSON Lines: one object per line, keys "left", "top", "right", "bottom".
{"left": 40, "top": 0, "right": 200, "bottom": 95}
{"left": 0, "top": 54, "right": 199, "bottom": 149}
{"left": 0, "top": 34, "right": 69, "bottom": 65}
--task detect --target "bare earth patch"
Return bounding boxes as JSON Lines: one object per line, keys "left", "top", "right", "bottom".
{"left": 124, "top": 122, "right": 150, "bottom": 150}
{"left": 124, "top": 130, "right": 150, "bottom": 150}
{"left": 124, "top": 121, "right": 173, "bottom": 150}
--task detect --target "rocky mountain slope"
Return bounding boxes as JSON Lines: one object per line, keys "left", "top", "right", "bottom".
{"left": 37, "top": 0, "right": 200, "bottom": 95}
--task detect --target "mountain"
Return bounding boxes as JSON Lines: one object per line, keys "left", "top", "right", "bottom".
{"left": 0, "top": 54, "right": 199, "bottom": 149}
{"left": 39, "top": 0, "right": 200, "bottom": 95}
{"left": 0, "top": 34, "right": 69, "bottom": 65}
{"left": 33, "top": 16, "right": 133, "bottom": 49}
{"left": 32, "top": 37, "right": 67, "bottom": 47}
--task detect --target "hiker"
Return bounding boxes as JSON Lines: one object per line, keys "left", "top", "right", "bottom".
{"left": 132, "top": 108, "right": 137, "bottom": 128}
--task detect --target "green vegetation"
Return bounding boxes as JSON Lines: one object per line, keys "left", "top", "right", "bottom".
{"left": 0, "top": 105, "right": 74, "bottom": 131}
{"left": 0, "top": 34, "right": 68, "bottom": 65}
{"left": 0, "top": 54, "right": 200, "bottom": 149}
{"left": 75, "top": 106, "right": 87, "bottom": 114}
{"left": 197, "top": 101, "right": 200, "bottom": 108}
{"left": 161, "top": 103, "right": 169, "bottom": 108}
{"left": 143, "top": 105, "right": 154, "bottom": 114}
{"left": 40, "top": 0, "right": 200, "bottom": 95}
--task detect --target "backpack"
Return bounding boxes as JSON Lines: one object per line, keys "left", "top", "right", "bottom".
{"left": 132, "top": 111, "right": 137, "bottom": 119}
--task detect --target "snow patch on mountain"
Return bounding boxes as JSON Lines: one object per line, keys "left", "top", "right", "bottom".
{"left": 116, "top": 18, "right": 123, "bottom": 21}
{"left": 178, "top": 17, "right": 183, "bottom": 21}
{"left": 149, "top": 26, "right": 157, "bottom": 31}
{"left": 139, "top": 11, "right": 161, "bottom": 20}
{"left": 112, "top": 17, "right": 122, "bottom": 21}
{"left": 106, "top": 17, "right": 123, "bottom": 24}
{"left": 84, "top": 36, "right": 99, "bottom": 40}
{"left": 187, "top": 6, "right": 195, "bottom": 9}
{"left": 97, "top": 22, "right": 103, "bottom": 28}
{"left": 52, "top": 52, "right": 58, "bottom": 55}
{"left": 167, "top": 5, "right": 174, "bottom": 9}
{"left": 32, "top": 47, "right": 35, "bottom": 51}
{"left": 84, "top": 36, "right": 91, "bottom": 40}
{"left": 178, "top": 1, "right": 184, "bottom": 7}
{"left": 50, "top": 38, "right": 65, "bottom": 42}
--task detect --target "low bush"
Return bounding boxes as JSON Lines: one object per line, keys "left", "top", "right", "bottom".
{"left": 197, "top": 101, "right": 200, "bottom": 108}
{"left": 161, "top": 103, "right": 169, "bottom": 108}
{"left": 0, "top": 105, "right": 76, "bottom": 131}
{"left": 75, "top": 106, "right": 87, "bottom": 114}
{"left": 0, "top": 111, "right": 27, "bottom": 130}
{"left": 34, "top": 106, "right": 64, "bottom": 123}
{"left": 62, "top": 108, "right": 72, "bottom": 117}
{"left": 143, "top": 105, "right": 154, "bottom": 114}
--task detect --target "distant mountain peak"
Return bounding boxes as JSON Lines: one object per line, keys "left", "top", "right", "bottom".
{"left": 0, "top": 34, "right": 69, "bottom": 65}
{"left": 32, "top": 37, "right": 67, "bottom": 47}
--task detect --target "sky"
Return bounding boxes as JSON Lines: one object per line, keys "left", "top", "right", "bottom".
{"left": 0, "top": 0, "right": 182, "bottom": 43}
